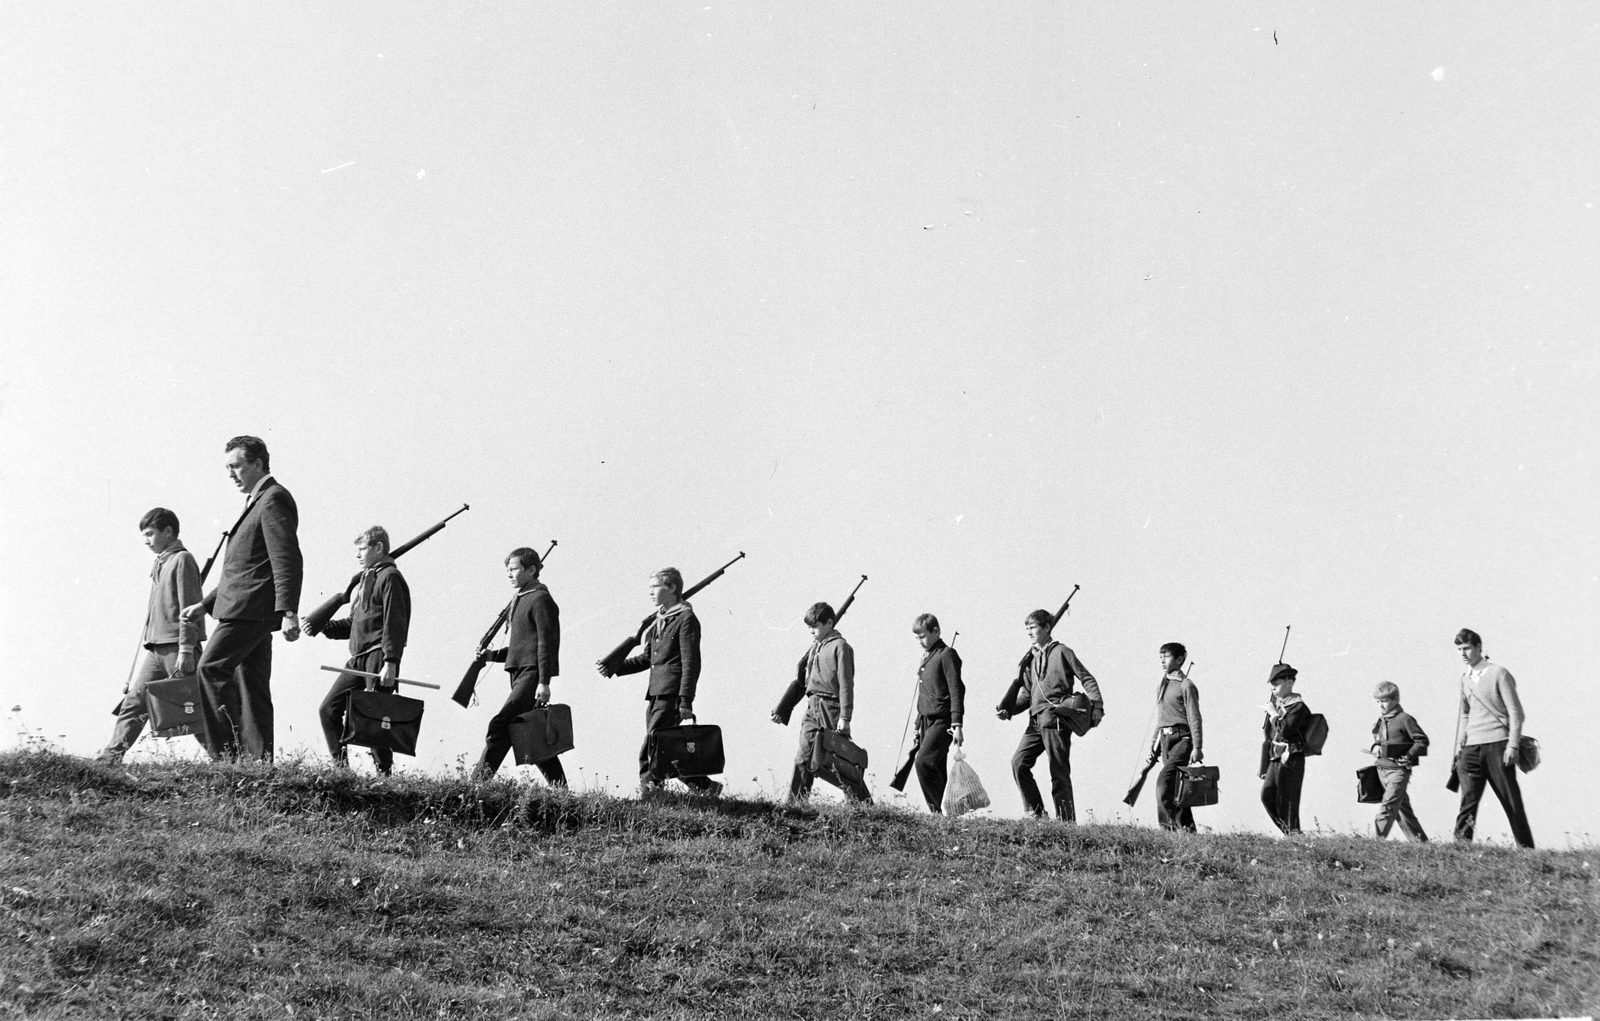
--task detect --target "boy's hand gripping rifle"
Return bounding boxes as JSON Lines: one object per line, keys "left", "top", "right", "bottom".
{"left": 996, "top": 584, "right": 1080, "bottom": 719}
{"left": 451, "top": 540, "right": 557, "bottom": 708}
{"left": 772, "top": 575, "right": 867, "bottom": 725}
{"left": 595, "top": 552, "right": 746, "bottom": 676}
{"left": 302, "top": 504, "right": 470, "bottom": 637}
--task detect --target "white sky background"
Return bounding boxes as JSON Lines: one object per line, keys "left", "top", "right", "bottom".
{"left": 2, "top": 5, "right": 1596, "bottom": 847}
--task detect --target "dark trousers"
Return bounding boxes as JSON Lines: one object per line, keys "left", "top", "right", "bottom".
{"left": 197, "top": 618, "right": 276, "bottom": 762}
{"left": 789, "top": 696, "right": 870, "bottom": 802}
{"left": 1455, "top": 740, "right": 1534, "bottom": 848}
{"left": 318, "top": 648, "right": 395, "bottom": 775}
{"left": 103, "top": 644, "right": 205, "bottom": 760}
{"left": 476, "top": 667, "right": 566, "bottom": 786}
{"left": 1261, "top": 754, "right": 1305, "bottom": 834}
{"left": 1012, "top": 717, "right": 1075, "bottom": 820}
{"left": 1154, "top": 732, "right": 1195, "bottom": 832}
{"left": 913, "top": 715, "right": 953, "bottom": 813}
{"left": 640, "top": 696, "right": 713, "bottom": 790}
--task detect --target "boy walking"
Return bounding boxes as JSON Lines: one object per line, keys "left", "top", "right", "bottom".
{"left": 1005, "top": 610, "right": 1103, "bottom": 821}
{"left": 909, "top": 614, "right": 964, "bottom": 813}
{"left": 472, "top": 547, "right": 566, "bottom": 785}
{"left": 1259, "top": 662, "right": 1312, "bottom": 835}
{"left": 1147, "top": 643, "right": 1202, "bottom": 832}
{"left": 1452, "top": 628, "right": 1534, "bottom": 848}
{"left": 774, "top": 602, "right": 870, "bottom": 802}
{"left": 1370, "top": 681, "right": 1428, "bottom": 841}
{"left": 99, "top": 508, "right": 206, "bottom": 763}
{"left": 313, "top": 527, "right": 411, "bottom": 775}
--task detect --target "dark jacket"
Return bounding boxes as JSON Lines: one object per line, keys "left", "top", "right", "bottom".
{"left": 917, "top": 640, "right": 965, "bottom": 725}
{"left": 202, "top": 479, "right": 303, "bottom": 624}
{"left": 1025, "top": 642, "right": 1104, "bottom": 724}
{"left": 322, "top": 558, "right": 411, "bottom": 664}
{"left": 1259, "top": 694, "right": 1312, "bottom": 774}
{"left": 486, "top": 583, "right": 559, "bottom": 685}
{"left": 144, "top": 542, "right": 207, "bottom": 649}
{"left": 1371, "top": 707, "right": 1429, "bottom": 765}
{"left": 618, "top": 602, "right": 701, "bottom": 707}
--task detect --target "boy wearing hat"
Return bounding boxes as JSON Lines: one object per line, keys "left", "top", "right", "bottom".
{"left": 1259, "top": 662, "right": 1312, "bottom": 835}
{"left": 1370, "top": 681, "right": 1429, "bottom": 841}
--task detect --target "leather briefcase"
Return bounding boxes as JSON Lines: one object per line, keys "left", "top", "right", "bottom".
{"left": 509, "top": 704, "right": 575, "bottom": 765}
{"left": 648, "top": 724, "right": 725, "bottom": 778}
{"left": 342, "top": 690, "right": 425, "bottom": 757}
{"left": 145, "top": 675, "right": 203, "bottom": 738}
{"left": 810, "top": 729, "right": 869, "bottom": 789}
{"left": 1175, "top": 764, "right": 1220, "bottom": 808}
{"left": 1052, "top": 692, "right": 1095, "bottom": 737}
{"left": 1357, "top": 764, "right": 1384, "bottom": 804}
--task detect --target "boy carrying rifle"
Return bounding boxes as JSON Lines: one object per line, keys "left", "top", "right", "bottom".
{"left": 907, "top": 614, "right": 964, "bottom": 813}
{"left": 1259, "top": 662, "right": 1311, "bottom": 835}
{"left": 313, "top": 527, "right": 411, "bottom": 775}
{"left": 472, "top": 547, "right": 565, "bottom": 785}
{"left": 772, "top": 602, "right": 870, "bottom": 803}
{"left": 1148, "top": 643, "right": 1203, "bottom": 832}
{"left": 98, "top": 508, "right": 206, "bottom": 764}
{"left": 999, "top": 609, "right": 1103, "bottom": 821}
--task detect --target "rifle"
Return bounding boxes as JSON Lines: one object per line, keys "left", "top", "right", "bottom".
{"left": 199, "top": 530, "right": 228, "bottom": 584}
{"left": 596, "top": 552, "right": 746, "bottom": 676}
{"left": 773, "top": 575, "right": 867, "bottom": 726}
{"left": 1124, "top": 660, "right": 1193, "bottom": 807}
{"left": 319, "top": 665, "right": 441, "bottom": 690}
{"left": 891, "top": 631, "right": 957, "bottom": 792}
{"left": 452, "top": 540, "right": 558, "bottom": 707}
{"left": 996, "top": 585, "right": 1081, "bottom": 719}
{"left": 303, "top": 504, "right": 470, "bottom": 637}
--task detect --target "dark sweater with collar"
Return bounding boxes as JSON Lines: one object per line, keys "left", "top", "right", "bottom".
{"left": 1371, "top": 707, "right": 1429, "bottom": 764}
{"left": 917, "top": 640, "right": 965, "bottom": 724}
{"left": 322, "top": 559, "right": 411, "bottom": 664}
{"left": 485, "top": 583, "right": 559, "bottom": 685}
{"left": 618, "top": 602, "right": 701, "bottom": 707}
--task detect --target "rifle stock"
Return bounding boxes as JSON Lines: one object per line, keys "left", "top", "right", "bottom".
{"left": 304, "top": 504, "right": 471, "bottom": 636}
{"left": 1123, "top": 758, "right": 1157, "bottom": 807}
{"left": 774, "top": 575, "right": 867, "bottom": 725}
{"left": 890, "top": 746, "right": 918, "bottom": 791}
{"left": 600, "top": 552, "right": 746, "bottom": 675}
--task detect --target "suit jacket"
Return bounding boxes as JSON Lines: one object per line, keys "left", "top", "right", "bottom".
{"left": 322, "top": 558, "right": 410, "bottom": 664}
{"left": 202, "top": 479, "right": 303, "bottom": 624}
{"left": 486, "top": 582, "right": 559, "bottom": 684}
{"left": 618, "top": 602, "right": 701, "bottom": 707}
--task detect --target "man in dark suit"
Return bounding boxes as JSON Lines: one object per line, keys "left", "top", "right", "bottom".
{"left": 182, "top": 435, "right": 303, "bottom": 761}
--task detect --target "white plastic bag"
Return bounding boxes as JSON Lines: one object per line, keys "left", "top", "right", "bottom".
{"left": 942, "top": 745, "right": 990, "bottom": 816}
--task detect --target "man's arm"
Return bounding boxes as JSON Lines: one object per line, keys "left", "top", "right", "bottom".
{"left": 261, "top": 490, "right": 304, "bottom": 634}
{"left": 677, "top": 614, "right": 702, "bottom": 714}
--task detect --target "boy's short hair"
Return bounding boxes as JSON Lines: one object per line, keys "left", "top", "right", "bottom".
{"left": 225, "top": 435, "right": 270, "bottom": 472}
{"left": 1024, "top": 609, "right": 1054, "bottom": 630}
{"left": 138, "top": 507, "right": 180, "bottom": 535}
{"left": 505, "top": 547, "right": 542, "bottom": 572}
{"left": 1454, "top": 628, "right": 1482, "bottom": 648}
{"left": 1160, "top": 642, "right": 1187, "bottom": 664}
{"left": 912, "top": 613, "right": 940, "bottom": 634}
{"left": 653, "top": 567, "right": 684, "bottom": 595}
{"left": 804, "top": 602, "right": 837, "bottom": 627}
{"left": 1373, "top": 681, "right": 1400, "bottom": 700}
{"left": 357, "top": 526, "right": 390, "bottom": 552}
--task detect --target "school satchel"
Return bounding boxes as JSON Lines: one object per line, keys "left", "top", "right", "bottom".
{"left": 649, "top": 724, "right": 725, "bottom": 778}
{"left": 341, "top": 690, "right": 425, "bottom": 757}
{"left": 1356, "top": 764, "right": 1384, "bottom": 804}
{"left": 810, "top": 729, "right": 869, "bottom": 789}
{"left": 1175, "top": 764, "right": 1220, "bottom": 809}
{"left": 509, "top": 704, "right": 575, "bottom": 765}
{"left": 1302, "top": 713, "right": 1330, "bottom": 756}
{"left": 144, "top": 675, "right": 203, "bottom": 738}
{"left": 1051, "top": 692, "right": 1096, "bottom": 737}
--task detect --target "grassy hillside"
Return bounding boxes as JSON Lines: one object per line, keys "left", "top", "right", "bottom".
{"left": 1, "top": 751, "right": 1595, "bottom": 1020}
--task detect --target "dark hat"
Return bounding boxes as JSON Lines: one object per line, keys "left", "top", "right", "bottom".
{"left": 1267, "top": 662, "right": 1298, "bottom": 684}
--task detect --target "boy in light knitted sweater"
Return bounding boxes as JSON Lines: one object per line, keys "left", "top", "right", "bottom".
{"left": 1452, "top": 628, "right": 1534, "bottom": 848}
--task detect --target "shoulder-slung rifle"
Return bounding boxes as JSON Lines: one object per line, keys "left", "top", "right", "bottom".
{"left": 596, "top": 552, "right": 746, "bottom": 676}
{"left": 451, "top": 539, "right": 557, "bottom": 708}
{"left": 302, "top": 504, "right": 470, "bottom": 636}
{"left": 773, "top": 575, "right": 867, "bottom": 725}
{"left": 996, "top": 584, "right": 1080, "bottom": 718}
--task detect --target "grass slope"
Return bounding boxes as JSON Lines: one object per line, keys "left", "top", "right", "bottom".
{"left": 1, "top": 751, "right": 1596, "bottom": 1020}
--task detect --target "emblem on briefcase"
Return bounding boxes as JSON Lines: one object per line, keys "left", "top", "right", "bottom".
{"left": 382, "top": 716, "right": 392, "bottom": 730}
{"left": 687, "top": 742, "right": 697, "bottom": 752}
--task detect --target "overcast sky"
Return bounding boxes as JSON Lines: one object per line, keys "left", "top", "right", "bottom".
{"left": 3, "top": 4, "right": 1596, "bottom": 847}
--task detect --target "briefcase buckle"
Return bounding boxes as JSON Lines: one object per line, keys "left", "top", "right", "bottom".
{"left": 184, "top": 702, "right": 195, "bottom": 714}
{"left": 382, "top": 716, "right": 392, "bottom": 730}
{"left": 687, "top": 741, "right": 696, "bottom": 752}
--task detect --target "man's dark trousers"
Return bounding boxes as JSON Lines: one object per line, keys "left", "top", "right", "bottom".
{"left": 1261, "top": 754, "right": 1304, "bottom": 835}
{"left": 1013, "top": 717, "right": 1075, "bottom": 820}
{"left": 475, "top": 667, "right": 566, "bottom": 785}
{"left": 790, "top": 695, "right": 870, "bottom": 802}
{"left": 318, "top": 647, "right": 395, "bottom": 775}
{"left": 640, "top": 696, "right": 714, "bottom": 791}
{"left": 197, "top": 618, "right": 276, "bottom": 762}
{"left": 1454, "top": 740, "right": 1534, "bottom": 848}
{"left": 913, "top": 714, "right": 953, "bottom": 813}
{"left": 1154, "top": 731, "right": 1195, "bottom": 832}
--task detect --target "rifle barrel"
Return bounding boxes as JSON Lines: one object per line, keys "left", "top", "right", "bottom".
{"left": 1051, "top": 584, "right": 1081, "bottom": 628}
{"left": 682, "top": 551, "right": 746, "bottom": 601}
{"left": 389, "top": 503, "right": 470, "bottom": 559}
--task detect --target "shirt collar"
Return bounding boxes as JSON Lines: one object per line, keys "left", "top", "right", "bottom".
{"left": 248, "top": 474, "right": 275, "bottom": 502}
{"left": 155, "top": 540, "right": 188, "bottom": 563}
